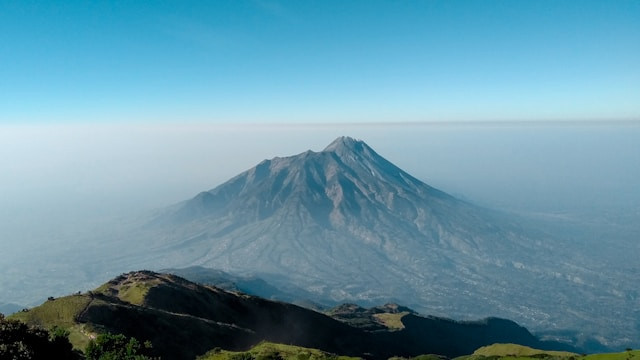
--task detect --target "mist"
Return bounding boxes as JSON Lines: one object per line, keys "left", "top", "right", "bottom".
{"left": 1, "top": 121, "right": 639, "bottom": 302}
{"left": 2, "top": 122, "right": 639, "bottom": 225}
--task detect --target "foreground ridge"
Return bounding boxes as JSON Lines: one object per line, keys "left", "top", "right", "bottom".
{"left": 10, "top": 270, "right": 576, "bottom": 360}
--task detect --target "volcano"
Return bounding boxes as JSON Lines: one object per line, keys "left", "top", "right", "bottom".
{"left": 143, "top": 136, "right": 540, "bottom": 308}
{"left": 127, "top": 137, "right": 616, "bottom": 348}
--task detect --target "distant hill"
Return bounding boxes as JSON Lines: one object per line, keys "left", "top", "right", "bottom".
{"left": 472, "top": 343, "right": 577, "bottom": 357}
{"left": 459, "top": 344, "right": 640, "bottom": 360}
{"left": 0, "top": 302, "right": 23, "bottom": 316}
{"left": 198, "top": 341, "right": 362, "bottom": 360}
{"left": 10, "top": 271, "right": 575, "bottom": 360}
{"left": 163, "top": 266, "right": 326, "bottom": 310}
{"left": 327, "top": 303, "right": 418, "bottom": 331}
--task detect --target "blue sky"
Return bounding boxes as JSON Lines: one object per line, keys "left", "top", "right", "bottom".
{"left": 1, "top": 2, "right": 640, "bottom": 302}
{"left": 1, "top": 0, "right": 639, "bottom": 123}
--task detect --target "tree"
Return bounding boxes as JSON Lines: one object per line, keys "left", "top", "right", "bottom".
{"left": 0, "top": 314, "right": 79, "bottom": 359}
{"left": 50, "top": 326, "right": 74, "bottom": 356}
{"left": 85, "top": 333, "right": 154, "bottom": 360}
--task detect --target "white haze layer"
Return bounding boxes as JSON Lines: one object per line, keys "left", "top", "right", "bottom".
{"left": 1, "top": 121, "right": 639, "bottom": 277}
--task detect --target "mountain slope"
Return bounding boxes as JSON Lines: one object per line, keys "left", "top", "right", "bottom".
{"left": 199, "top": 341, "right": 362, "bottom": 360}
{"left": 10, "top": 271, "right": 574, "bottom": 360}
{"left": 126, "top": 140, "right": 577, "bottom": 327}
{"left": 90, "top": 136, "right": 633, "bottom": 350}
{"left": 12, "top": 271, "right": 369, "bottom": 359}
{"left": 162, "top": 266, "right": 325, "bottom": 309}
{"left": 141, "top": 137, "right": 541, "bottom": 300}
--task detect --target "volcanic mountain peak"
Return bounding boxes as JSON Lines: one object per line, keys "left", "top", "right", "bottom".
{"left": 117, "top": 136, "right": 625, "bottom": 350}
{"left": 323, "top": 136, "right": 367, "bottom": 153}
{"left": 161, "top": 135, "right": 460, "bottom": 233}
{"left": 321, "top": 136, "right": 385, "bottom": 166}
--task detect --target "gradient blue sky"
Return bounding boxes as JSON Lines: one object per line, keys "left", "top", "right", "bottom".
{"left": 1, "top": 0, "right": 639, "bottom": 124}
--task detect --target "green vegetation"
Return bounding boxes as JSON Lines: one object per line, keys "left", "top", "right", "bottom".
{"left": 411, "top": 356, "right": 448, "bottom": 360}
{"left": 3, "top": 311, "right": 154, "bottom": 360}
{"left": 9, "top": 294, "right": 95, "bottom": 350}
{"left": 95, "top": 272, "right": 162, "bottom": 305}
{"left": 0, "top": 313, "right": 80, "bottom": 359}
{"left": 85, "top": 333, "right": 154, "bottom": 360}
{"left": 326, "top": 304, "right": 413, "bottom": 332}
{"left": 116, "top": 282, "right": 155, "bottom": 305}
{"left": 10, "top": 295, "right": 90, "bottom": 328}
{"left": 583, "top": 349, "right": 640, "bottom": 360}
{"left": 198, "top": 341, "right": 361, "bottom": 360}
{"left": 7, "top": 271, "right": 639, "bottom": 360}
{"left": 372, "top": 312, "right": 409, "bottom": 330}
{"left": 389, "top": 355, "right": 447, "bottom": 360}
{"left": 200, "top": 343, "right": 640, "bottom": 360}
{"left": 456, "top": 344, "right": 640, "bottom": 360}
{"left": 472, "top": 344, "right": 577, "bottom": 358}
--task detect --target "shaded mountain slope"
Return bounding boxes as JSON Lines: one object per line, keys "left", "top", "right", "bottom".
{"left": 11, "top": 271, "right": 575, "bottom": 359}
{"left": 162, "top": 266, "right": 323, "bottom": 309}
{"left": 326, "top": 303, "right": 576, "bottom": 356}
{"left": 12, "top": 271, "right": 370, "bottom": 359}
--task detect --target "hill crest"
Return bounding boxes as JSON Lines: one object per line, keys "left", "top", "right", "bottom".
{"left": 10, "top": 270, "right": 576, "bottom": 360}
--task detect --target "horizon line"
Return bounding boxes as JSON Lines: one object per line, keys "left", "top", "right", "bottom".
{"left": 2, "top": 118, "right": 640, "bottom": 128}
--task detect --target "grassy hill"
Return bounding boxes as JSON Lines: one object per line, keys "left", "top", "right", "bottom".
{"left": 10, "top": 271, "right": 372, "bottom": 359}
{"left": 10, "top": 294, "right": 95, "bottom": 349}
{"left": 9, "top": 270, "right": 579, "bottom": 360}
{"left": 455, "top": 344, "right": 639, "bottom": 360}
{"left": 327, "top": 303, "right": 416, "bottom": 331}
{"left": 472, "top": 343, "right": 578, "bottom": 357}
{"left": 198, "top": 341, "right": 361, "bottom": 360}
{"left": 583, "top": 349, "right": 640, "bottom": 360}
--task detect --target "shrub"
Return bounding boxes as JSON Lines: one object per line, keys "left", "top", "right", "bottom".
{"left": 0, "top": 315, "right": 79, "bottom": 359}
{"left": 85, "top": 333, "right": 154, "bottom": 360}
{"left": 256, "top": 351, "right": 284, "bottom": 360}
{"left": 231, "top": 352, "right": 256, "bottom": 360}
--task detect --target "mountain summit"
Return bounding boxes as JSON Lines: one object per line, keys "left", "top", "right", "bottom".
{"left": 134, "top": 137, "right": 609, "bottom": 346}
{"left": 147, "top": 136, "right": 530, "bottom": 306}
{"left": 323, "top": 135, "right": 371, "bottom": 154}
{"left": 162, "top": 136, "right": 453, "bottom": 229}
{"left": 160, "top": 136, "right": 468, "bottom": 251}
